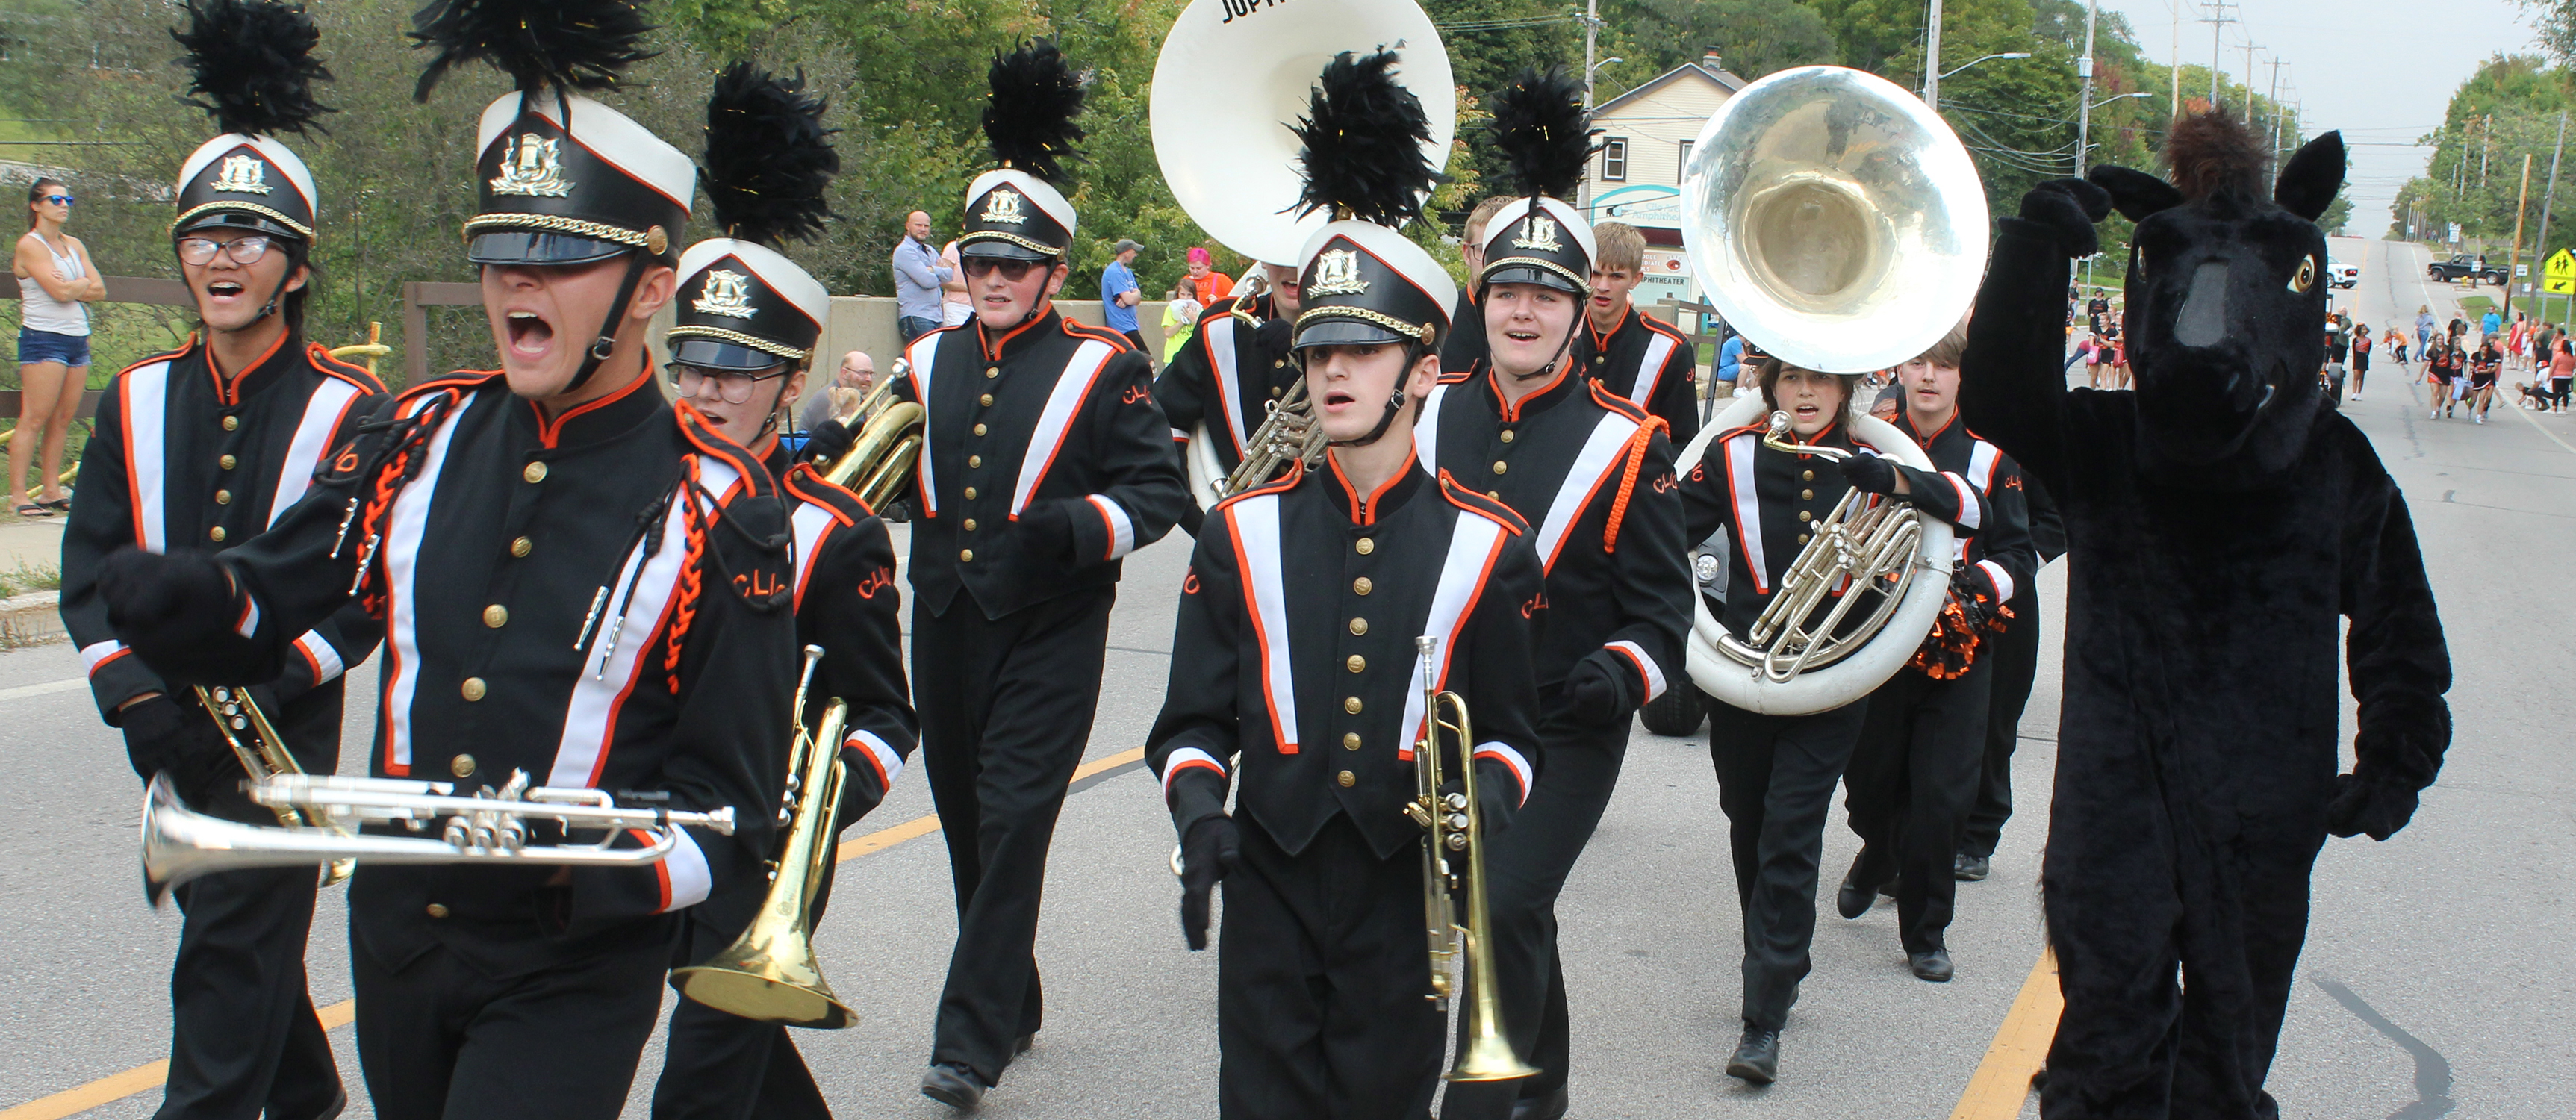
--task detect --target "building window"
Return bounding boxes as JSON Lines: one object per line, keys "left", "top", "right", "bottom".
{"left": 1678, "top": 139, "right": 1694, "bottom": 178}
{"left": 1602, "top": 137, "right": 1628, "bottom": 181}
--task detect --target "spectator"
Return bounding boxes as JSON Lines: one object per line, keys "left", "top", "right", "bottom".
{"left": 892, "top": 210, "right": 951, "bottom": 343}
{"left": 797, "top": 349, "right": 877, "bottom": 432}
{"left": 1717, "top": 332, "right": 1745, "bottom": 396}
{"left": 1102, "top": 238, "right": 1148, "bottom": 357}
{"left": 2415, "top": 305, "right": 2434, "bottom": 354}
{"left": 11, "top": 178, "right": 102, "bottom": 518}
{"left": 939, "top": 238, "right": 972, "bottom": 327}
{"left": 2350, "top": 322, "right": 2371, "bottom": 400}
{"left": 1160, "top": 296, "right": 1202, "bottom": 364}
{"left": 1180, "top": 246, "right": 1232, "bottom": 306}
{"left": 2481, "top": 305, "right": 2503, "bottom": 340}
{"left": 2551, "top": 330, "right": 2574, "bottom": 414}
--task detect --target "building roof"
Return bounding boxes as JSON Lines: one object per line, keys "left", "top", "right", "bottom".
{"left": 1592, "top": 61, "right": 1748, "bottom": 118}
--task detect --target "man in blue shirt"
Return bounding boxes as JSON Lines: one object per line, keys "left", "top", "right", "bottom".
{"left": 1102, "top": 238, "right": 1146, "bottom": 360}
{"left": 2483, "top": 307, "right": 2503, "bottom": 340}
{"left": 893, "top": 210, "right": 953, "bottom": 343}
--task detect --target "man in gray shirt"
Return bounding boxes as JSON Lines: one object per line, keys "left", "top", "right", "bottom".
{"left": 893, "top": 210, "right": 952, "bottom": 342}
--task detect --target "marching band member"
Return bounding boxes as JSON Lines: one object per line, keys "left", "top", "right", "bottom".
{"left": 1573, "top": 221, "right": 1701, "bottom": 444}
{"left": 892, "top": 41, "right": 1189, "bottom": 1110}
{"left": 1153, "top": 258, "right": 1301, "bottom": 532}
{"left": 1146, "top": 50, "right": 1543, "bottom": 1120}
{"left": 91, "top": 5, "right": 795, "bottom": 1116}
{"left": 1832, "top": 320, "right": 2037, "bottom": 984}
{"left": 647, "top": 63, "right": 916, "bottom": 1120}
{"left": 57, "top": 5, "right": 382, "bottom": 1116}
{"left": 1439, "top": 196, "right": 1515, "bottom": 376}
{"left": 1419, "top": 70, "right": 1690, "bottom": 1120}
{"left": 1676, "top": 354, "right": 1988, "bottom": 1084}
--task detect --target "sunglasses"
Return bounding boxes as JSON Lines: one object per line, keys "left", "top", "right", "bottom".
{"left": 960, "top": 256, "right": 1047, "bottom": 281}
{"left": 40, "top": 195, "right": 72, "bottom": 205}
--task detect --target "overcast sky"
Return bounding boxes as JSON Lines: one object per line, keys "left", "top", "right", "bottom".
{"left": 2079, "top": 0, "right": 2536, "bottom": 237}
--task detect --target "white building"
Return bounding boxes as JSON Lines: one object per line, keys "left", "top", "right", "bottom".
{"left": 1579, "top": 53, "right": 1746, "bottom": 306}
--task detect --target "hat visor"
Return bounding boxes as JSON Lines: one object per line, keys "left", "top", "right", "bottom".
{"left": 671, "top": 337, "right": 794, "bottom": 373}
{"left": 1478, "top": 264, "right": 1585, "bottom": 296}
{"left": 958, "top": 237, "right": 1055, "bottom": 262}
{"left": 1292, "top": 316, "right": 1414, "bottom": 352}
{"left": 174, "top": 211, "right": 306, "bottom": 241}
{"left": 467, "top": 230, "right": 633, "bottom": 267}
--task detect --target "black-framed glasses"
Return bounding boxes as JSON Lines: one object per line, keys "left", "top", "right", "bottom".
{"left": 175, "top": 235, "right": 275, "bottom": 266}
{"left": 671, "top": 364, "right": 788, "bottom": 405}
{"left": 961, "top": 256, "right": 1045, "bottom": 281}
{"left": 40, "top": 194, "right": 72, "bottom": 205}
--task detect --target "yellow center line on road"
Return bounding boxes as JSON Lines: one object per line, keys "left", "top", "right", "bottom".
{"left": 1946, "top": 949, "right": 2062, "bottom": 1120}
{"left": 0, "top": 745, "right": 1152, "bottom": 1119}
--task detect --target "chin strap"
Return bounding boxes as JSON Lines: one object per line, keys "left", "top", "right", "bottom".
{"left": 1508, "top": 317, "right": 1584, "bottom": 385}
{"left": 1328, "top": 343, "right": 1420, "bottom": 449}
{"left": 564, "top": 252, "right": 652, "bottom": 396}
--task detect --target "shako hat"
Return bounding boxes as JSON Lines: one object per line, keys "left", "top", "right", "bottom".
{"left": 957, "top": 42, "right": 1085, "bottom": 262}
{"left": 1284, "top": 51, "right": 1455, "bottom": 352}
{"left": 169, "top": 0, "right": 334, "bottom": 242}
{"left": 411, "top": 0, "right": 692, "bottom": 267}
{"left": 669, "top": 63, "right": 838, "bottom": 372}
{"left": 1476, "top": 68, "right": 1597, "bottom": 296}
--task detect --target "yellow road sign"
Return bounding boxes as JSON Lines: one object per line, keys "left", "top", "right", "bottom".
{"left": 2545, "top": 249, "right": 2576, "bottom": 295}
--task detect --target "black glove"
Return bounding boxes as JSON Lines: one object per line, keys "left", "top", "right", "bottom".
{"left": 120, "top": 693, "right": 247, "bottom": 810}
{"left": 2324, "top": 772, "right": 2420, "bottom": 841}
{"left": 1838, "top": 454, "right": 1903, "bottom": 497}
{"left": 1018, "top": 500, "right": 1078, "bottom": 564}
{"left": 99, "top": 547, "right": 243, "bottom": 685}
{"left": 833, "top": 744, "right": 891, "bottom": 827}
{"left": 1446, "top": 763, "right": 1524, "bottom": 839}
{"left": 1561, "top": 656, "right": 1631, "bottom": 727}
{"left": 802, "top": 418, "right": 856, "bottom": 470}
{"left": 2017, "top": 178, "right": 2112, "bottom": 258}
{"left": 1178, "top": 814, "right": 1240, "bottom": 951}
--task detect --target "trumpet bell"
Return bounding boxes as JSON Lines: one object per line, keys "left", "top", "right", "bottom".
{"left": 1150, "top": 0, "right": 1455, "bottom": 266}
{"left": 1679, "top": 65, "right": 1989, "bottom": 374}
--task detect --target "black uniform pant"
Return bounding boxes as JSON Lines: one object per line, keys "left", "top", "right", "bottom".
{"left": 349, "top": 922, "right": 670, "bottom": 1120}
{"left": 157, "top": 866, "right": 341, "bottom": 1120}
{"left": 1440, "top": 713, "right": 1630, "bottom": 1119}
{"left": 1842, "top": 656, "right": 1993, "bottom": 954}
{"left": 1219, "top": 813, "right": 1441, "bottom": 1120}
{"left": 649, "top": 865, "right": 849, "bottom": 1120}
{"left": 1707, "top": 699, "right": 1868, "bottom": 1030}
{"left": 1963, "top": 591, "right": 2044, "bottom": 859}
{"left": 913, "top": 585, "right": 1116, "bottom": 1084}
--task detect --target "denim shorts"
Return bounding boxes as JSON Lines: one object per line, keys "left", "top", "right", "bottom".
{"left": 16, "top": 328, "right": 90, "bottom": 367}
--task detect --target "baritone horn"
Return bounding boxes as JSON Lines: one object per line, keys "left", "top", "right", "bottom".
{"left": 816, "top": 358, "right": 922, "bottom": 513}
{"left": 673, "top": 646, "right": 856, "bottom": 1027}
{"left": 1407, "top": 636, "right": 1536, "bottom": 1083}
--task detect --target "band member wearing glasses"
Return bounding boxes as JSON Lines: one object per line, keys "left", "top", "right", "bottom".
{"left": 893, "top": 43, "right": 1188, "bottom": 1110}
{"left": 1154, "top": 258, "right": 1303, "bottom": 532}
{"left": 90, "top": 23, "right": 796, "bottom": 1119}
{"left": 1147, "top": 51, "right": 1542, "bottom": 1119}
{"left": 57, "top": 8, "right": 382, "bottom": 1116}
{"left": 1676, "top": 355, "right": 1988, "bottom": 1085}
{"left": 1421, "top": 71, "right": 1691, "bottom": 1120}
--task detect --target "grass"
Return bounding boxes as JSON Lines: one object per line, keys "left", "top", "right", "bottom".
{"left": 0, "top": 559, "right": 61, "bottom": 598}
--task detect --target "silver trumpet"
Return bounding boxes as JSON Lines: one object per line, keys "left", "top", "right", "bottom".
{"left": 141, "top": 769, "right": 736, "bottom": 905}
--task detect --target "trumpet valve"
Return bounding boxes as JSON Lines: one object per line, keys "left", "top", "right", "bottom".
{"left": 1444, "top": 830, "right": 1469, "bottom": 850}
{"left": 1443, "top": 792, "right": 1468, "bottom": 811}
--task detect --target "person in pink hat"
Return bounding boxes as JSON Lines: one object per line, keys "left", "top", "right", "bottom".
{"left": 1181, "top": 244, "right": 1233, "bottom": 307}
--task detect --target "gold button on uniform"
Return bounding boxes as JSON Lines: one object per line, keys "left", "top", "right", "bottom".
{"left": 974, "top": 423, "right": 988, "bottom": 436}
{"left": 1592, "top": 355, "right": 1606, "bottom": 364}
{"left": 1337, "top": 771, "right": 1357, "bottom": 788}
{"left": 1348, "top": 617, "right": 1368, "bottom": 635}
{"left": 1797, "top": 510, "right": 1813, "bottom": 523}
{"left": 1352, "top": 577, "right": 1372, "bottom": 595}
{"left": 1355, "top": 538, "right": 1374, "bottom": 555}
{"left": 963, "top": 486, "right": 980, "bottom": 500}
{"left": 1344, "top": 696, "right": 1363, "bottom": 714}
{"left": 523, "top": 461, "right": 548, "bottom": 484}
{"left": 1800, "top": 488, "right": 1814, "bottom": 500}
{"left": 963, "top": 518, "right": 978, "bottom": 532}
{"left": 1491, "top": 460, "right": 1508, "bottom": 475}
{"left": 985, "top": 367, "right": 1000, "bottom": 379}
{"left": 510, "top": 536, "right": 533, "bottom": 558}
{"left": 221, "top": 415, "right": 239, "bottom": 432}
{"left": 1802, "top": 469, "right": 1814, "bottom": 481}
{"left": 1500, "top": 430, "right": 1516, "bottom": 443}
{"left": 1343, "top": 732, "right": 1361, "bottom": 750}
{"left": 450, "top": 753, "right": 476, "bottom": 778}
{"left": 980, "top": 393, "right": 995, "bottom": 406}
{"left": 1488, "top": 491, "right": 1502, "bottom": 500}
{"left": 461, "top": 677, "right": 487, "bottom": 702}
{"left": 218, "top": 454, "right": 237, "bottom": 470}
{"left": 482, "top": 605, "right": 508, "bottom": 629}
{"left": 1798, "top": 532, "right": 1812, "bottom": 545}
{"left": 960, "top": 549, "right": 974, "bottom": 562}
{"left": 214, "top": 489, "right": 231, "bottom": 505}
{"left": 1346, "top": 654, "right": 1366, "bottom": 673}
{"left": 425, "top": 903, "right": 449, "bottom": 918}
{"left": 967, "top": 455, "right": 983, "bottom": 468}
{"left": 208, "top": 526, "right": 226, "bottom": 543}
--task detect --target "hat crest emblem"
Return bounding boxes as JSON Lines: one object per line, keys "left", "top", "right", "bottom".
{"left": 1510, "top": 214, "right": 1563, "bottom": 252}
{"left": 211, "top": 154, "right": 272, "bottom": 196}
{"left": 1307, "top": 249, "right": 1369, "bottom": 297}
{"left": 491, "top": 134, "right": 573, "bottom": 198}
{"left": 692, "top": 270, "right": 759, "bottom": 319}
{"left": 979, "top": 188, "right": 1029, "bottom": 225}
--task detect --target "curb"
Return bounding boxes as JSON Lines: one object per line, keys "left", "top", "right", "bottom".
{"left": 0, "top": 591, "right": 63, "bottom": 647}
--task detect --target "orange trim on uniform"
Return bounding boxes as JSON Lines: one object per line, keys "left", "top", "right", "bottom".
{"left": 1167, "top": 756, "right": 1227, "bottom": 784}
{"left": 87, "top": 647, "right": 134, "bottom": 676}
{"left": 308, "top": 343, "right": 390, "bottom": 394}
{"left": 208, "top": 329, "right": 290, "bottom": 406}
{"left": 1324, "top": 447, "right": 1416, "bottom": 526}
{"left": 783, "top": 464, "right": 864, "bottom": 525}
{"left": 1222, "top": 503, "right": 1298, "bottom": 754}
{"left": 1486, "top": 359, "right": 1569, "bottom": 423}
{"left": 980, "top": 304, "right": 1050, "bottom": 361}
{"left": 637, "top": 828, "right": 674, "bottom": 912}
{"left": 532, "top": 364, "right": 656, "bottom": 449}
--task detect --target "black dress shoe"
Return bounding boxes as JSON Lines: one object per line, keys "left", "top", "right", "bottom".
{"left": 921, "top": 1063, "right": 988, "bottom": 1110}
{"left": 1910, "top": 948, "right": 1955, "bottom": 982}
{"left": 1836, "top": 851, "right": 1876, "bottom": 919}
{"left": 1954, "top": 851, "right": 1991, "bottom": 881}
{"left": 1725, "top": 1021, "right": 1779, "bottom": 1084}
{"left": 1511, "top": 1083, "right": 1569, "bottom": 1120}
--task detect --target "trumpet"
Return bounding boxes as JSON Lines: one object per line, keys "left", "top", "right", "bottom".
{"left": 673, "top": 646, "right": 857, "bottom": 1027}
{"left": 815, "top": 358, "right": 924, "bottom": 514}
{"left": 195, "top": 685, "right": 355, "bottom": 888}
{"left": 141, "top": 768, "right": 737, "bottom": 905}
{"left": 1406, "top": 636, "right": 1536, "bottom": 1083}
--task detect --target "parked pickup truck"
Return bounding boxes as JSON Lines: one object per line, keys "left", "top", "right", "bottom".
{"left": 2426, "top": 255, "right": 2509, "bottom": 284}
{"left": 2328, "top": 259, "right": 2359, "bottom": 288}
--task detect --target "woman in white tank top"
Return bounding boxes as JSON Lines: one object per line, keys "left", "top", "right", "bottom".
{"left": 11, "top": 177, "right": 104, "bottom": 517}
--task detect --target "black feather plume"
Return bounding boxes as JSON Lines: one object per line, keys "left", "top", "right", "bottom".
{"left": 1490, "top": 67, "right": 1595, "bottom": 201}
{"left": 981, "top": 40, "right": 1086, "bottom": 184}
{"left": 1289, "top": 50, "right": 1439, "bottom": 228}
{"left": 172, "top": 0, "right": 335, "bottom": 137}
{"left": 703, "top": 62, "right": 838, "bottom": 246}
{"left": 409, "top": 0, "right": 658, "bottom": 103}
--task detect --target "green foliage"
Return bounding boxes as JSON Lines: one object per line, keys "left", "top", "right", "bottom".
{"left": 2391, "top": 54, "right": 2575, "bottom": 261}
{"left": 1600, "top": 0, "right": 1838, "bottom": 85}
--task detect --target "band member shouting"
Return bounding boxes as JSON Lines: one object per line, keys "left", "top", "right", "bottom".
{"left": 893, "top": 42, "right": 1189, "bottom": 1110}
{"left": 1572, "top": 220, "right": 1701, "bottom": 444}
{"left": 57, "top": 6, "right": 382, "bottom": 1116}
{"left": 1154, "top": 258, "right": 1302, "bottom": 528}
{"left": 1419, "top": 70, "right": 1690, "bottom": 1120}
{"left": 1834, "top": 320, "right": 2038, "bottom": 984}
{"left": 1146, "top": 50, "right": 1543, "bottom": 1120}
{"left": 647, "top": 63, "right": 918, "bottom": 1120}
{"left": 91, "top": 5, "right": 796, "bottom": 1116}
{"left": 1676, "top": 355, "right": 1988, "bottom": 1084}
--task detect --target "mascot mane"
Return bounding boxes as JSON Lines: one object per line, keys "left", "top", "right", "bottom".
{"left": 2164, "top": 109, "right": 2269, "bottom": 204}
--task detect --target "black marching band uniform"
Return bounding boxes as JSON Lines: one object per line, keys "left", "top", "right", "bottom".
{"left": 894, "top": 43, "right": 1188, "bottom": 1108}
{"left": 1676, "top": 388, "right": 1987, "bottom": 1079}
{"left": 1422, "top": 70, "right": 1690, "bottom": 1120}
{"left": 1572, "top": 300, "right": 1701, "bottom": 446}
{"left": 1145, "top": 50, "right": 1543, "bottom": 1119}
{"left": 1441, "top": 284, "right": 1489, "bottom": 378}
{"left": 1154, "top": 282, "right": 1298, "bottom": 530}
{"left": 1836, "top": 409, "right": 2037, "bottom": 978}
{"left": 93, "top": 14, "right": 797, "bottom": 1119}
{"left": 649, "top": 65, "right": 917, "bottom": 1120}
{"left": 60, "top": 7, "right": 380, "bottom": 1116}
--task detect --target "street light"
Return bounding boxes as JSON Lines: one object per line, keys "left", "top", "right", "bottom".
{"left": 1937, "top": 52, "right": 2030, "bottom": 81}
{"left": 2090, "top": 90, "right": 2152, "bottom": 111}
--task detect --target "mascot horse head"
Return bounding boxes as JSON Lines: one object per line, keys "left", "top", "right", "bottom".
{"left": 2091, "top": 109, "right": 2345, "bottom": 473}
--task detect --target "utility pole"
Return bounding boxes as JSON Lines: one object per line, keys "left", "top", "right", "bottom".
{"left": 2200, "top": 0, "right": 2233, "bottom": 106}
{"left": 2266, "top": 57, "right": 2286, "bottom": 155}
{"left": 2241, "top": 39, "right": 2259, "bottom": 122}
{"left": 2075, "top": 0, "right": 2099, "bottom": 177}
{"left": 2513, "top": 152, "right": 2534, "bottom": 314}
{"left": 2536, "top": 110, "right": 2567, "bottom": 323}
{"left": 2170, "top": 2, "right": 2183, "bottom": 121}
{"left": 1923, "top": 0, "right": 1946, "bottom": 109}
{"left": 1582, "top": 0, "right": 1599, "bottom": 109}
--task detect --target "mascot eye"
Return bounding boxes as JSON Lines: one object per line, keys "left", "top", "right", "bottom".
{"left": 2289, "top": 257, "right": 2316, "bottom": 293}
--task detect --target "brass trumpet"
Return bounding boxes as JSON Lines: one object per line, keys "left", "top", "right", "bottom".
{"left": 816, "top": 359, "right": 924, "bottom": 514}
{"left": 1406, "top": 636, "right": 1536, "bottom": 1083}
{"left": 673, "top": 646, "right": 857, "bottom": 1027}
{"left": 195, "top": 685, "right": 355, "bottom": 888}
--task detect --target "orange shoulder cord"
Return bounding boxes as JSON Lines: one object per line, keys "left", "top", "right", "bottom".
{"left": 1601, "top": 414, "right": 1670, "bottom": 551}
{"left": 346, "top": 391, "right": 461, "bottom": 617}
{"left": 662, "top": 455, "right": 711, "bottom": 692}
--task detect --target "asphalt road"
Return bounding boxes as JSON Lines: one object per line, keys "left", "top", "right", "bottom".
{"left": 4, "top": 239, "right": 2569, "bottom": 1118}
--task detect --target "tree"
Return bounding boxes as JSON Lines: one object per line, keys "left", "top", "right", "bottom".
{"left": 1600, "top": 0, "right": 1838, "bottom": 87}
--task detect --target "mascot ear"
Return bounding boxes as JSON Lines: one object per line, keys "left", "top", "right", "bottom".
{"left": 2274, "top": 131, "right": 2346, "bottom": 223}
{"left": 2088, "top": 166, "right": 2183, "bottom": 223}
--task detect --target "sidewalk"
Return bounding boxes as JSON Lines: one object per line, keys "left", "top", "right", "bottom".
{"left": 0, "top": 517, "right": 61, "bottom": 577}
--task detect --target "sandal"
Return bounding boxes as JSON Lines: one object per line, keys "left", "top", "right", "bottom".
{"left": 37, "top": 494, "right": 70, "bottom": 511}
{"left": 12, "top": 503, "right": 53, "bottom": 518}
